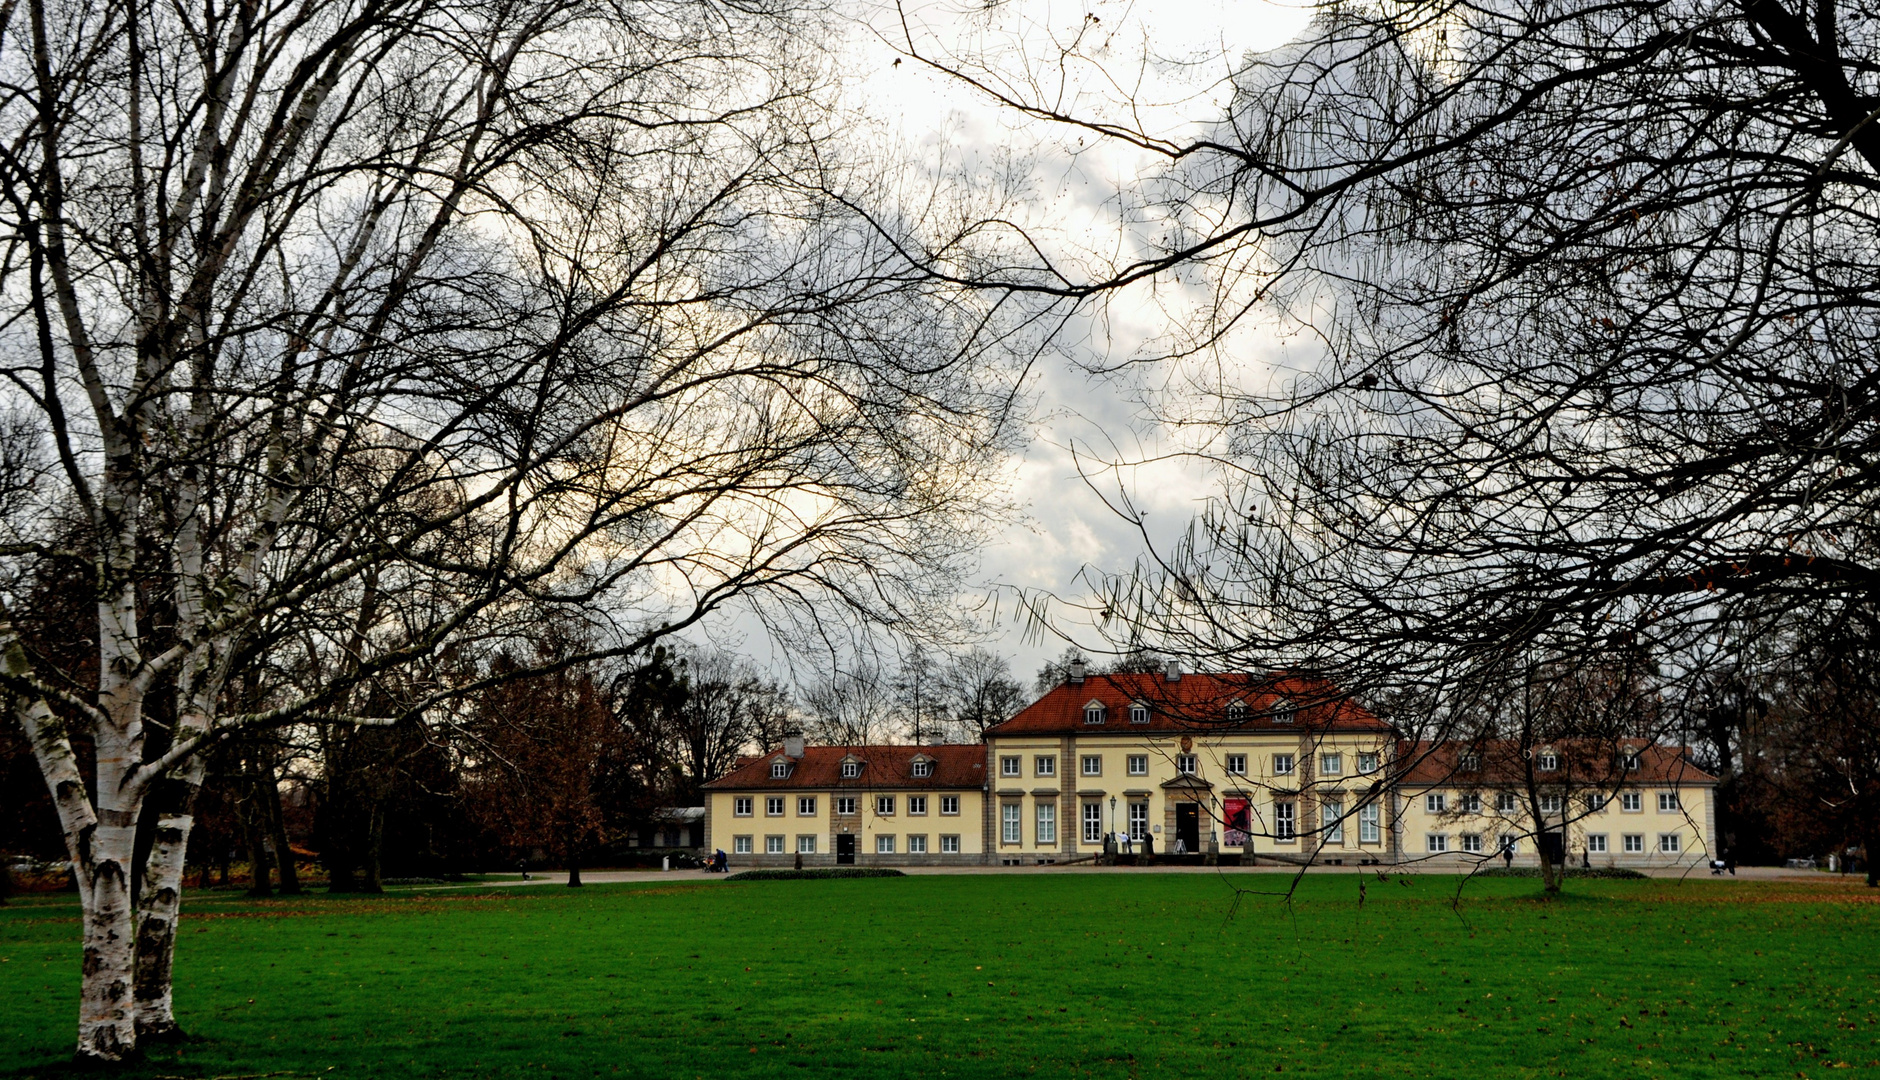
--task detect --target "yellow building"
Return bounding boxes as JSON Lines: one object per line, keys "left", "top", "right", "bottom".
{"left": 702, "top": 740, "right": 987, "bottom": 866}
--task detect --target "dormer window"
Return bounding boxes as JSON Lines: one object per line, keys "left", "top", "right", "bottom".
{"left": 1624, "top": 752, "right": 1640, "bottom": 771}
{"left": 1271, "top": 699, "right": 1296, "bottom": 725}
{"left": 1129, "top": 702, "right": 1150, "bottom": 723}
{"left": 1537, "top": 752, "right": 1558, "bottom": 772}
{"left": 1084, "top": 701, "right": 1107, "bottom": 725}
{"left": 911, "top": 759, "right": 933, "bottom": 778}
{"left": 841, "top": 761, "right": 861, "bottom": 779}
{"left": 770, "top": 760, "right": 790, "bottom": 779}
{"left": 1460, "top": 753, "right": 1480, "bottom": 772}
{"left": 1226, "top": 699, "right": 1248, "bottom": 723}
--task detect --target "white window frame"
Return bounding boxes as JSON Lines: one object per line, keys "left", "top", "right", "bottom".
{"left": 1498, "top": 833, "right": 1518, "bottom": 853}
{"left": 1128, "top": 801, "right": 1148, "bottom": 840}
{"left": 1272, "top": 701, "right": 1297, "bottom": 725}
{"left": 1538, "top": 753, "right": 1558, "bottom": 772}
{"left": 1538, "top": 794, "right": 1562, "bottom": 813}
{"left": 1460, "top": 754, "right": 1480, "bottom": 772}
{"left": 908, "top": 795, "right": 927, "bottom": 815}
{"left": 1084, "top": 703, "right": 1106, "bottom": 725}
{"left": 1226, "top": 754, "right": 1247, "bottom": 775}
{"left": 877, "top": 835, "right": 896, "bottom": 854}
{"left": 1658, "top": 792, "right": 1680, "bottom": 812}
{"left": 908, "top": 834, "right": 927, "bottom": 854}
{"left": 940, "top": 834, "right": 960, "bottom": 854}
{"left": 765, "top": 796, "right": 785, "bottom": 817}
{"left": 1177, "top": 753, "right": 1198, "bottom": 775}
{"left": 770, "top": 762, "right": 789, "bottom": 779}
{"left": 1082, "top": 802, "right": 1103, "bottom": 843}
{"left": 835, "top": 796, "right": 857, "bottom": 816}
{"left": 1460, "top": 833, "right": 1483, "bottom": 854}
{"left": 1035, "top": 755, "right": 1056, "bottom": 778}
{"left": 1321, "top": 798, "right": 1344, "bottom": 843}
{"left": 1427, "top": 833, "right": 1448, "bottom": 853}
{"left": 734, "top": 797, "right": 753, "bottom": 817}
{"left": 911, "top": 760, "right": 932, "bottom": 779}
{"left": 1129, "top": 703, "right": 1150, "bottom": 724}
{"left": 1658, "top": 833, "right": 1681, "bottom": 853}
{"left": 1426, "top": 793, "right": 1447, "bottom": 813}
{"left": 1274, "top": 754, "right": 1295, "bottom": 776}
{"left": 1625, "top": 753, "right": 1641, "bottom": 771}
{"left": 1001, "top": 756, "right": 1021, "bottom": 777}
{"left": 1585, "top": 794, "right": 1607, "bottom": 813}
{"left": 876, "top": 795, "right": 895, "bottom": 815}
{"left": 1358, "top": 803, "right": 1380, "bottom": 844}
{"left": 1357, "top": 752, "right": 1379, "bottom": 773}
{"left": 1320, "top": 753, "right": 1343, "bottom": 775}
{"left": 841, "top": 761, "right": 861, "bottom": 779}
{"left": 1226, "top": 700, "right": 1248, "bottom": 723}
{"left": 1588, "top": 833, "right": 1608, "bottom": 853}
{"left": 1460, "top": 793, "right": 1481, "bottom": 813}
{"left": 797, "top": 835, "right": 817, "bottom": 854}
{"left": 765, "top": 835, "right": 785, "bottom": 854}
{"left": 1036, "top": 802, "right": 1056, "bottom": 845}
{"left": 1623, "top": 833, "right": 1644, "bottom": 853}
{"left": 1002, "top": 803, "right": 1021, "bottom": 844}
{"left": 1495, "top": 792, "right": 1517, "bottom": 813}
{"left": 1275, "top": 801, "right": 1296, "bottom": 841}
{"left": 734, "top": 835, "right": 753, "bottom": 854}
{"left": 797, "top": 796, "right": 816, "bottom": 816}
{"left": 1621, "top": 791, "right": 1643, "bottom": 812}
{"left": 940, "top": 795, "right": 960, "bottom": 816}
{"left": 1082, "top": 755, "right": 1102, "bottom": 777}
{"left": 1127, "top": 755, "right": 1149, "bottom": 776}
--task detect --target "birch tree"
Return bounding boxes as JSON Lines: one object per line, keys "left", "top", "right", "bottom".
{"left": 0, "top": 0, "right": 1031, "bottom": 1061}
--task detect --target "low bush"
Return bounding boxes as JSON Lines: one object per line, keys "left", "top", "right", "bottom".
{"left": 725, "top": 867, "right": 906, "bottom": 881}
{"left": 1474, "top": 866, "right": 1648, "bottom": 880}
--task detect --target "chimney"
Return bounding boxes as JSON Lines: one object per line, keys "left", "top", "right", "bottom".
{"left": 1068, "top": 658, "right": 1086, "bottom": 685}
{"left": 1164, "top": 659, "right": 1182, "bottom": 683}
{"left": 783, "top": 727, "right": 805, "bottom": 758}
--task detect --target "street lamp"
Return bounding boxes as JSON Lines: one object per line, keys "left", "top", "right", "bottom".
{"left": 1109, "top": 796, "right": 1117, "bottom": 858}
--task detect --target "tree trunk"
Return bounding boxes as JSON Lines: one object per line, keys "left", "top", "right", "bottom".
{"left": 363, "top": 803, "right": 384, "bottom": 893}
{"left": 265, "top": 770, "right": 301, "bottom": 895}
{"left": 243, "top": 765, "right": 273, "bottom": 898}
{"left": 1864, "top": 819, "right": 1878, "bottom": 888}
{"left": 132, "top": 810, "right": 195, "bottom": 1040}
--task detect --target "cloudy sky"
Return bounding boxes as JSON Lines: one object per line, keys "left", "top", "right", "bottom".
{"left": 707, "top": 1, "right": 1321, "bottom": 684}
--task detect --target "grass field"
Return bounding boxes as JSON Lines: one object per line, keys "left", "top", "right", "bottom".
{"left": 2, "top": 872, "right": 1877, "bottom": 1078}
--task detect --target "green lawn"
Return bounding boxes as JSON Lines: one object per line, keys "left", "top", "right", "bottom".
{"left": 2, "top": 872, "right": 1877, "bottom": 1078}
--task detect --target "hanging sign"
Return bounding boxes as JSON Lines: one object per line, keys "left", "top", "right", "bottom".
{"left": 1223, "top": 796, "right": 1251, "bottom": 846}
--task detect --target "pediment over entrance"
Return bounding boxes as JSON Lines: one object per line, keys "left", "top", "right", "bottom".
{"left": 1160, "top": 774, "right": 1214, "bottom": 792}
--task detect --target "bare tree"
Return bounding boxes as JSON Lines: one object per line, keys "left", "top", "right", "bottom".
{"left": 939, "top": 647, "right": 1027, "bottom": 741}
{"left": 1, "top": 0, "right": 1036, "bottom": 1060}
{"left": 666, "top": 649, "right": 790, "bottom": 801}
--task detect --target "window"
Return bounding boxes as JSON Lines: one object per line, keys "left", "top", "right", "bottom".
{"left": 1273, "top": 700, "right": 1297, "bottom": 725}
{"left": 1584, "top": 794, "right": 1607, "bottom": 813}
{"left": 1359, "top": 803, "right": 1380, "bottom": 844}
{"left": 1036, "top": 802, "right": 1057, "bottom": 845}
{"left": 1321, "top": 798, "right": 1344, "bottom": 843}
{"left": 1357, "top": 752, "right": 1379, "bottom": 773}
{"left": 1084, "top": 703, "right": 1106, "bottom": 725}
{"left": 876, "top": 795, "right": 895, "bottom": 815}
{"left": 1275, "top": 801, "right": 1296, "bottom": 841}
{"left": 1002, "top": 804, "right": 1021, "bottom": 844}
{"left": 940, "top": 795, "right": 960, "bottom": 816}
{"left": 1460, "top": 753, "right": 1480, "bottom": 772}
{"left": 797, "top": 796, "right": 816, "bottom": 816}
{"left": 841, "top": 761, "right": 861, "bottom": 779}
{"left": 766, "top": 835, "right": 785, "bottom": 854}
{"left": 734, "top": 836, "right": 753, "bottom": 854}
{"left": 835, "top": 796, "right": 857, "bottom": 816}
{"left": 1226, "top": 754, "right": 1247, "bottom": 775}
{"left": 908, "top": 835, "right": 928, "bottom": 854}
{"left": 797, "top": 835, "right": 817, "bottom": 854}
{"left": 1587, "top": 833, "right": 1608, "bottom": 853}
{"left": 1621, "top": 792, "right": 1642, "bottom": 812}
{"left": 1538, "top": 753, "right": 1558, "bottom": 772}
{"left": 912, "top": 760, "right": 932, "bottom": 778}
{"left": 1082, "top": 755, "right": 1103, "bottom": 776}
{"left": 770, "top": 761, "right": 789, "bottom": 778}
{"left": 1623, "top": 833, "right": 1644, "bottom": 853}
{"left": 1127, "top": 755, "right": 1149, "bottom": 776}
{"left": 1427, "top": 833, "right": 1448, "bottom": 853}
{"left": 1227, "top": 700, "right": 1248, "bottom": 723}
{"left": 1426, "top": 793, "right": 1447, "bottom": 813}
{"left": 1658, "top": 792, "right": 1680, "bottom": 812}
{"left": 1274, "top": 754, "right": 1295, "bottom": 776}
{"left": 1035, "top": 755, "right": 1056, "bottom": 778}
{"left": 1495, "top": 792, "right": 1517, "bottom": 813}
{"left": 1129, "top": 802, "right": 1148, "bottom": 840}
{"left": 940, "top": 835, "right": 960, "bottom": 854}
{"left": 1659, "top": 833, "right": 1681, "bottom": 853}
{"left": 1083, "top": 802, "right": 1103, "bottom": 843}
{"left": 1130, "top": 703, "right": 1150, "bottom": 724}
{"left": 766, "top": 796, "right": 785, "bottom": 817}
{"left": 1538, "top": 794, "right": 1562, "bottom": 813}
{"left": 1624, "top": 752, "right": 1641, "bottom": 771}
{"left": 877, "top": 835, "right": 896, "bottom": 854}
{"left": 1499, "top": 834, "right": 1519, "bottom": 853}
{"left": 1321, "top": 753, "right": 1343, "bottom": 775}
{"left": 1460, "top": 793, "right": 1481, "bottom": 813}
{"left": 734, "top": 797, "right": 753, "bottom": 817}
{"left": 1001, "top": 756, "right": 1021, "bottom": 778}
{"left": 1460, "top": 833, "right": 1483, "bottom": 854}
{"left": 908, "top": 796, "right": 927, "bottom": 815}
{"left": 1177, "top": 754, "right": 1198, "bottom": 775}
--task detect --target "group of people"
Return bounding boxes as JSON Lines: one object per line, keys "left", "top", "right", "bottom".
{"left": 1102, "top": 832, "right": 1153, "bottom": 858}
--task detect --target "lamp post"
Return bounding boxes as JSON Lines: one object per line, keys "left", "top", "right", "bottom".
{"left": 1109, "top": 796, "right": 1117, "bottom": 862}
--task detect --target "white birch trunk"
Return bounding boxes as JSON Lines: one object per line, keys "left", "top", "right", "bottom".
{"left": 132, "top": 804, "right": 195, "bottom": 1038}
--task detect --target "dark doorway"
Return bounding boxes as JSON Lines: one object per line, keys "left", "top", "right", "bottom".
{"left": 836, "top": 834, "right": 856, "bottom": 865}
{"left": 1175, "top": 804, "right": 1200, "bottom": 853}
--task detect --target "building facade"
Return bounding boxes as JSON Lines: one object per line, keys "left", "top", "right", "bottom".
{"left": 703, "top": 667, "right": 1719, "bottom": 870}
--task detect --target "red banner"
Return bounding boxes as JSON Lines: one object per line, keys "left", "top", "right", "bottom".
{"left": 1223, "top": 797, "right": 1250, "bottom": 846}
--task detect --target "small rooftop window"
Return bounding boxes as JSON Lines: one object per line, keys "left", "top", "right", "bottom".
{"left": 1129, "top": 702, "right": 1150, "bottom": 723}
{"left": 912, "top": 760, "right": 932, "bottom": 778}
{"left": 770, "top": 761, "right": 789, "bottom": 779}
{"left": 1226, "top": 700, "right": 1248, "bottom": 723}
{"left": 841, "top": 761, "right": 861, "bottom": 779}
{"left": 1084, "top": 702, "right": 1106, "bottom": 725}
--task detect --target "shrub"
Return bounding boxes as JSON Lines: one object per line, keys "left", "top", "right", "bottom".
{"left": 1474, "top": 866, "right": 1648, "bottom": 880}
{"left": 725, "top": 868, "right": 906, "bottom": 881}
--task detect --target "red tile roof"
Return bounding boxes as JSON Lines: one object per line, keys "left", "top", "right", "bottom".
{"left": 1394, "top": 738, "right": 1717, "bottom": 786}
{"left": 986, "top": 672, "right": 1390, "bottom": 738}
{"left": 703, "top": 743, "right": 986, "bottom": 791}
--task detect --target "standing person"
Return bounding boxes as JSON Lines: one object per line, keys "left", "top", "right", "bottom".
{"left": 1501, "top": 842, "right": 1514, "bottom": 869}
{"left": 1725, "top": 848, "right": 1737, "bottom": 876}
{"left": 1581, "top": 847, "right": 1590, "bottom": 869}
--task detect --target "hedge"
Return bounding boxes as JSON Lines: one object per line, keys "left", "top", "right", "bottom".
{"left": 724, "top": 868, "right": 906, "bottom": 881}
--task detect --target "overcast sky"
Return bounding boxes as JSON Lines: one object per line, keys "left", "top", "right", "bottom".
{"left": 702, "top": 1, "right": 1319, "bottom": 685}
